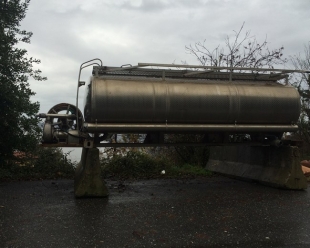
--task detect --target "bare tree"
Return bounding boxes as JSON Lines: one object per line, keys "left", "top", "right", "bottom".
{"left": 291, "top": 42, "right": 310, "bottom": 146}
{"left": 163, "top": 24, "right": 289, "bottom": 165}
{"left": 185, "top": 23, "right": 287, "bottom": 70}
{"left": 291, "top": 42, "right": 310, "bottom": 97}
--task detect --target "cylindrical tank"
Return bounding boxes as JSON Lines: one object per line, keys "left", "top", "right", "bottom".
{"left": 83, "top": 77, "right": 300, "bottom": 125}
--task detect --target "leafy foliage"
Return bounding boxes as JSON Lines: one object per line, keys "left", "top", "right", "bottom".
{"left": 163, "top": 134, "right": 209, "bottom": 167}
{"left": 101, "top": 150, "right": 164, "bottom": 179}
{"left": 0, "top": 147, "right": 76, "bottom": 180}
{"left": 100, "top": 150, "right": 211, "bottom": 179}
{"left": 103, "top": 134, "right": 146, "bottom": 161}
{"left": 33, "top": 147, "right": 76, "bottom": 178}
{"left": 0, "top": 0, "right": 46, "bottom": 162}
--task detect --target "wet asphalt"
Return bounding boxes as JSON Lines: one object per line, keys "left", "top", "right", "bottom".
{"left": 0, "top": 176, "right": 310, "bottom": 248}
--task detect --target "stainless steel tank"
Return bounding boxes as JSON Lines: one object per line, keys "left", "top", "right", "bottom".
{"left": 84, "top": 77, "right": 300, "bottom": 126}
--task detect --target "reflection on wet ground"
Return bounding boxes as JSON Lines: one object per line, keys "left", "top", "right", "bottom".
{"left": 0, "top": 177, "right": 309, "bottom": 247}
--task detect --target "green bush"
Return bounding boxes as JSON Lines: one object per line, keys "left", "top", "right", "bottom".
{"left": 101, "top": 150, "right": 165, "bottom": 179}
{"left": 0, "top": 146, "right": 211, "bottom": 181}
{"left": 32, "top": 147, "right": 76, "bottom": 179}
{"left": 101, "top": 149, "right": 211, "bottom": 179}
{"left": 157, "top": 134, "right": 210, "bottom": 167}
{"left": 0, "top": 147, "right": 76, "bottom": 181}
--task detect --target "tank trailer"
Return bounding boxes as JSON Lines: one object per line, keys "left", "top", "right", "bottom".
{"left": 38, "top": 59, "right": 308, "bottom": 148}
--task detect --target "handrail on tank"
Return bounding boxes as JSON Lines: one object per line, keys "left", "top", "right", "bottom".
{"left": 137, "top": 63, "right": 310, "bottom": 74}
{"left": 98, "top": 62, "right": 309, "bottom": 83}
{"left": 76, "top": 58, "right": 102, "bottom": 131}
{"left": 137, "top": 63, "right": 310, "bottom": 83}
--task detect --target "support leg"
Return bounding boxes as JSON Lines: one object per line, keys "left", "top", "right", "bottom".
{"left": 74, "top": 147, "right": 109, "bottom": 197}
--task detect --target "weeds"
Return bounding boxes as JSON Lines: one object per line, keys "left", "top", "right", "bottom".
{"left": 0, "top": 146, "right": 211, "bottom": 181}
{"left": 101, "top": 150, "right": 212, "bottom": 180}
{"left": 0, "top": 147, "right": 76, "bottom": 181}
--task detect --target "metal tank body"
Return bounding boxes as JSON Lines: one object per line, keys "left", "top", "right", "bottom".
{"left": 84, "top": 77, "right": 300, "bottom": 128}
{"left": 38, "top": 61, "right": 309, "bottom": 146}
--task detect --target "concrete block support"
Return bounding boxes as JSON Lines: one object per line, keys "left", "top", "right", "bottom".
{"left": 206, "top": 146, "right": 307, "bottom": 190}
{"left": 74, "top": 147, "right": 109, "bottom": 197}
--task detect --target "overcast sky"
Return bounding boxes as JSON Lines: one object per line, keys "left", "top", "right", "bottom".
{"left": 19, "top": 0, "right": 310, "bottom": 160}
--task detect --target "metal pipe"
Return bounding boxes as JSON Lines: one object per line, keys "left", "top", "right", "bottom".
{"left": 138, "top": 63, "right": 310, "bottom": 73}
{"left": 83, "top": 123, "right": 298, "bottom": 133}
{"left": 39, "top": 142, "right": 260, "bottom": 148}
{"left": 76, "top": 59, "right": 102, "bottom": 131}
{"left": 37, "top": 113, "right": 76, "bottom": 119}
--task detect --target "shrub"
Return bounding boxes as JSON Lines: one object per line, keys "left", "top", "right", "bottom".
{"left": 101, "top": 150, "right": 166, "bottom": 179}
{"left": 100, "top": 149, "right": 211, "bottom": 179}
{"left": 0, "top": 147, "right": 76, "bottom": 181}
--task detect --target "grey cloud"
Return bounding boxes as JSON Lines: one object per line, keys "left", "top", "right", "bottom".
{"left": 19, "top": 0, "right": 310, "bottom": 115}
{"left": 118, "top": 0, "right": 208, "bottom": 12}
{"left": 16, "top": 0, "right": 310, "bottom": 161}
